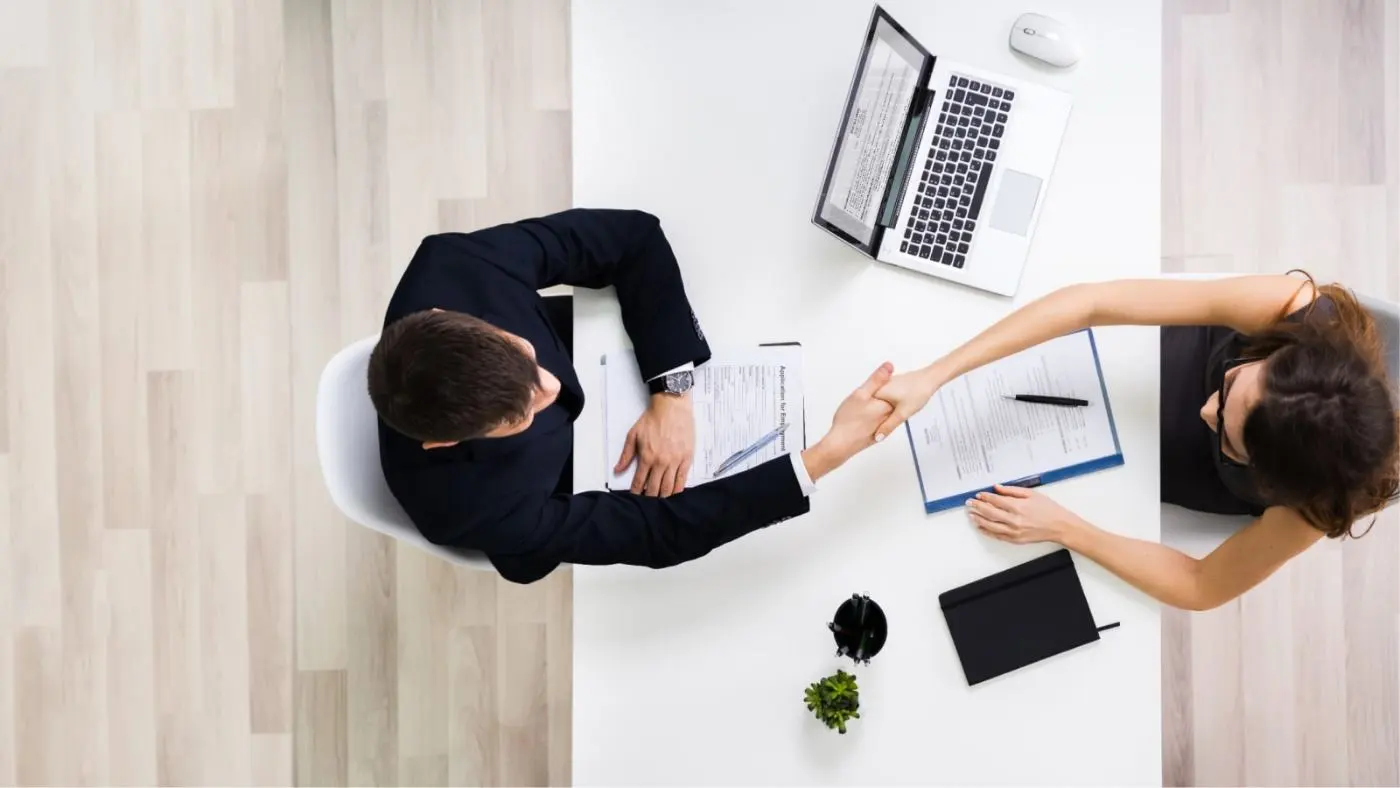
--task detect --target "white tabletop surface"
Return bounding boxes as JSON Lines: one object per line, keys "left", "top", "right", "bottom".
{"left": 571, "top": 1, "right": 1162, "bottom": 784}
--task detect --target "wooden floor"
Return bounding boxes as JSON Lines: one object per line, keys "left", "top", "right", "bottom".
{"left": 0, "top": 0, "right": 1395, "bottom": 786}
{"left": 0, "top": 0, "right": 571, "bottom": 785}
{"left": 1162, "top": 0, "right": 1400, "bottom": 785}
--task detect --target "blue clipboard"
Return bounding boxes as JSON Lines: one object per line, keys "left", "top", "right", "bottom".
{"left": 906, "top": 328, "right": 1124, "bottom": 514}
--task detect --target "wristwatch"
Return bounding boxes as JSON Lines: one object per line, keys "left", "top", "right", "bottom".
{"left": 648, "top": 369, "right": 695, "bottom": 396}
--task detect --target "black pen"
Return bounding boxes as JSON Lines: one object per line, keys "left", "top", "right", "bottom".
{"left": 1002, "top": 394, "right": 1090, "bottom": 407}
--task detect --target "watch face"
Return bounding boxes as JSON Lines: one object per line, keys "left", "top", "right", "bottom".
{"left": 667, "top": 370, "right": 695, "bottom": 394}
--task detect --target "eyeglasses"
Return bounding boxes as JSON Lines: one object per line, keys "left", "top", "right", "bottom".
{"left": 1216, "top": 357, "right": 1254, "bottom": 469}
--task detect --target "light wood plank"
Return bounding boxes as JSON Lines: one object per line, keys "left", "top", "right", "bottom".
{"left": 248, "top": 493, "right": 294, "bottom": 735}
{"left": 14, "top": 627, "right": 64, "bottom": 785}
{"left": 251, "top": 732, "right": 293, "bottom": 787}
{"left": 1188, "top": 601, "right": 1244, "bottom": 786}
{"left": 382, "top": 0, "right": 442, "bottom": 266}
{"left": 190, "top": 109, "right": 246, "bottom": 496}
{"left": 0, "top": 0, "right": 49, "bottom": 67}
{"left": 431, "top": 0, "right": 489, "bottom": 199}
{"left": 0, "top": 456, "right": 14, "bottom": 786}
{"left": 285, "top": 0, "right": 349, "bottom": 673}
{"left": 94, "top": 0, "right": 140, "bottom": 110}
{"left": 395, "top": 545, "right": 455, "bottom": 764}
{"left": 148, "top": 371, "right": 205, "bottom": 786}
{"left": 137, "top": 0, "right": 187, "bottom": 109}
{"left": 2, "top": 70, "right": 62, "bottom": 628}
{"left": 530, "top": 0, "right": 571, "bottom": 112}
{"left": 240, "top": 282, "right": 292, "bottom": 493}
{"left": 98, "top": 109, "right": 154, "bottom": 533}
{"left": 295, "top": 669, "right": 349, "bottom": 786}
{"left": 199, "top": 493, "right": 252, "bottom": 784}
{"left": 449, "top": 623, "right": 499, "bottom": 785}
{"left": 498, "top": 622, "right": 549, "bottom": 787}
{"left": 347, "top": 526, "right": 398, "bottom": 786}
{"left": 53, "top": 21, "right": 108, "bottom": 785}
{"left": 1292, "top": 541, "right": 1350, "bottom": 785}
{"left": 546, "top": 565, "right": 573, "bottom": 785}
{"left": 105, "top": 528, "right": 158, "bottom": 786}
{"left": 141, "top": 109, "right": 196, "bottom": 372}
{"left": 184, "top": 0, "right": 235, "bottom": 109}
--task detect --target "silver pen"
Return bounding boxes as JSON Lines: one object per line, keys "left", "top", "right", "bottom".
{"left": 713, "top": 423, "right": 790, "bottom": 478}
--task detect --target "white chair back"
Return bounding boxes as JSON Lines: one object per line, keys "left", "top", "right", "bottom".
{"left": 315, "top": 334, "right": 493, "bottom": 570}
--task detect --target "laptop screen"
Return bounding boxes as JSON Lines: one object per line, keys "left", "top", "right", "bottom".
{"left": 814, "top": 8, "right": 930, "bottom": 254}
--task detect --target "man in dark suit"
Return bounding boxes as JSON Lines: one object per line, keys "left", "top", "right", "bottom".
{"left": 369, "top": 209, "right": 892, "bottom": 584}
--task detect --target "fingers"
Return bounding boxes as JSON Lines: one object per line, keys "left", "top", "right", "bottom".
{"left": 856, "top": 362, "right": 895, "bottom": 398}
{"left": 874, "top": 408, "right": 908, "bottom": 443}
{"left": 630, "top": 461, "right": 650, "bottom": 495}
{"left": 973, "top": 491, "right": 1018, "bottom": 514}
{"left": 643, "top": 461, "right": 665, "bottom": 496}
{"left": 614, "top": 429, "right": 638, "bottom": 473}
{"left": 966, "top": 497, "right": 1015, "bottom": 525}
{"left": 674, "top": 458, "right": 691, "bottom": 495}
{"left": 969, "top": 511, "right": 1015, "bottom": 541}
{"left": 994, "top": 484, "right": 1034, "bottom": 498}
{"left": 658, "top": 464, "right": 680, "bottom": 498}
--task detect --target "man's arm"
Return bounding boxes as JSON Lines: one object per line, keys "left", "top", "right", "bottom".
{"left": 421, "top": 363, "right": 895, "bottom": 583}
{"left": 492, "top": 456, "right": 811, "bottom": 577}
{"left": 431, "top": 209, "right": 709, "bottom": 377}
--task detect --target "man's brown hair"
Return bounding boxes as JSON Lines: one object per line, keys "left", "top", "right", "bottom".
{"left": 368, "top": 310, "right": 540, "bottom": 443}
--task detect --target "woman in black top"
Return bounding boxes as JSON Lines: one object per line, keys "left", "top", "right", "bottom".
{"left": 873, "top": 273, "right": 1398, "bottom": 610}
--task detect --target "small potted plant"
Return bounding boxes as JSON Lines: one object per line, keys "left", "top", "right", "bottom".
{"left": 804, "top": 669, "right": 861, "bottom": 734}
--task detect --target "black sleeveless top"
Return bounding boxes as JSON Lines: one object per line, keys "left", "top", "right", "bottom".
{"left": 1159, "top": 297, "right": 1336, "bottom": 516}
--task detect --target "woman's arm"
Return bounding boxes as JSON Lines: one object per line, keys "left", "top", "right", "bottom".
{"left": 969, "top": 485, "right": 1323, "bottom": 610}
{"left": 1061, "top": 506, "right": 1322, "bottom": 610}
{"left": 873, "top": 275, "right": 1315, "bottom": 438}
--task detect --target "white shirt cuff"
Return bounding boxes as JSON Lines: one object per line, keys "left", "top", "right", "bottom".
{"left": 647, "top": 361, "right": 695, "bottom": 382}
{"left": 788, "top": 449, "right": 817, "bottom": 496}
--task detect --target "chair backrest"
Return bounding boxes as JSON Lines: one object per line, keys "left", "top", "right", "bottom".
{"left": 315, "top": 334, "right": 493, "bottom": 570}
{"left": 1356, "top": 292, "right": 1399, "bottom": 388}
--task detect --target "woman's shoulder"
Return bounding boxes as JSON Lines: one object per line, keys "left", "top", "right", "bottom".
{"left": 1282, "top": 290, "right": 1337, "bottom": 326}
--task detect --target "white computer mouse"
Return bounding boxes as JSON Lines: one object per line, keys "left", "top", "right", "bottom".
{"left": 1009, "top": 12, "right": 1082, "bottom": 68}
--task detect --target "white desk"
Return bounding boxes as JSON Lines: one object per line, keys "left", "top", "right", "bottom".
{"left": 571, "top": 1, "right": 1162, "bottom": 784}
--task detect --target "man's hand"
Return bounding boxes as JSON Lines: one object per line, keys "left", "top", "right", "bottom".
{"left": 614, "top": 393, "right": 695, "bottom": 497}
{"left": 872, "top": 365, "right": 947, "bottom": 441}
{"left": 801, "top": 362, "right": 896, "bottom": 482}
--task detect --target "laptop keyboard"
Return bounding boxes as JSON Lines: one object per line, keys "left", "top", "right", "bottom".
{"left": 900, "top": 74, "right": 1017, "bottom": 269}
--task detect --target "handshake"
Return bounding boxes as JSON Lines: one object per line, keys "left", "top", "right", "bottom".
{"left": 800, "top": 362, "right": 937, "bottom": 484}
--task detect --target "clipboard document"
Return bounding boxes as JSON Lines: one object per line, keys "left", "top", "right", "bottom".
{"left": 603, "top": 346, "right": 805, "bottom": 490}
{"left": 905, "top": 329, "right": 1123, "bottom": 513}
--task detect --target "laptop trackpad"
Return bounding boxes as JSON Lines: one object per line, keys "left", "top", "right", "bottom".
{"left": 990, "top": 169, "right": 1043, "bottom": 237}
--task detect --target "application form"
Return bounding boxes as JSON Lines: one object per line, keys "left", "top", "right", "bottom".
{"left": 603, "top": 346, "right": 804, "bottom": 489}
{"left": 906, "top": 330, "right": 1122, "bottom": 511}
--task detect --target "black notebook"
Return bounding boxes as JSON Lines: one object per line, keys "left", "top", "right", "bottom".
{"left": 939, "top": 549, "right": 1105, "bottom": 685}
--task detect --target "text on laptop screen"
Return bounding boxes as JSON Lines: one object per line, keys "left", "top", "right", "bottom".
{"left": 819, "top": 17, "right": 923, "bottom": 245}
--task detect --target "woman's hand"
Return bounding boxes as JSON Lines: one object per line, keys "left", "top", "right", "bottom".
{"left": 965, "top": 485, "right": 1089, "bottom": 545}
{"left": 873, "top": 366, "right": 947, "bottom": 441}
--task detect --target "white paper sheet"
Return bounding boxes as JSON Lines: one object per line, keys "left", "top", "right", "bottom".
{"left": 905, "top": 330, "right": 1121, "bottom": 509}
{"left": 603, "top": 346, "right": 804, "bottom": 489}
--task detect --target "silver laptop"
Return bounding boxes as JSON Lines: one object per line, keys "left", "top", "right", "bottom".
{"left": 812, "top": 6, "right": 1072, "bottom": 297}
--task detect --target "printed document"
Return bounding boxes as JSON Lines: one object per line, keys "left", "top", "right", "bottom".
{"left": 825, "top": 35, "right": 919, "bottom": 236}
{"left": 906, "top": 330, "right": 1121, "bottom": 510}
{"left": 603, "top": 346, "right": 804, "bottom": 490}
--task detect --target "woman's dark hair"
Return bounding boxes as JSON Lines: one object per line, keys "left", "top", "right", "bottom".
{"left": 1241, "top": 271, "right": 1399, "bottom": 538}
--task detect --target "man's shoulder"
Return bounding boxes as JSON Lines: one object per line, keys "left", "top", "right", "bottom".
{"left": 384, "top": 235, "right": 516, "bottom": 327}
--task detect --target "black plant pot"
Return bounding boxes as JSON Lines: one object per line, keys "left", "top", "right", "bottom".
{"left": 828, "top": 594, "right": 887, "bottom": 664}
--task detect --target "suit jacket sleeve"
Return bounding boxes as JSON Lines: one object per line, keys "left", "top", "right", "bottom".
{"left": 430, "top": 208, "right": 711, "bottom": 379}
{"left": 418, "top": 456, "right": 810, "bottom": 584}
